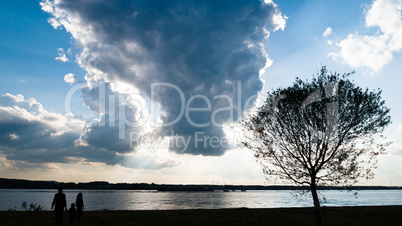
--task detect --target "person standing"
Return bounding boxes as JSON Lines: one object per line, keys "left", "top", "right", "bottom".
{"left": 76, "top": 192, "right": 84, "bottom": 222}
{"left": 68, "top": 203, "right": 77, "bottom": 225}
{"left": 51, "top": 187, "right": 67, "bottom": 226}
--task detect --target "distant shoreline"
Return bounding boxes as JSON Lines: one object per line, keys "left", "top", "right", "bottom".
{"left": 2, "top": 206, "right": 402, "bottom": 225}
{"left": 1, "top": 178, "right": 401, "bottom": 191}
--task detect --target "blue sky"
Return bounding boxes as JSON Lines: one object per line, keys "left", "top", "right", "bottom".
{"left": 0, "top": 0, "right": 401, "bottom": 185}
{"left": 0, "top": 0, "right": 86, "bottom": 113}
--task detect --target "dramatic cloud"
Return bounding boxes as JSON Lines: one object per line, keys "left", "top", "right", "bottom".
{"left": 74, "top": 82, "right": 148, "bottom": 154}
{"left": 330, "top": 0, "right": 402, "bottom": 72}
{"left": 0, "top": 93, "right": 83, "bottom": 163}
{"left": 41, "top": 0, "right": 286, "bottom": 156}
{"left": 55, "top": 48, "right": 69, "bottom": 62}
{"left": 0, "top": 93, "right": 175, "bottom": 170}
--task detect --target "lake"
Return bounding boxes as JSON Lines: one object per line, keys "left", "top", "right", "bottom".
{"left": 1, "top": 189, "right": 401, "bottom": 211}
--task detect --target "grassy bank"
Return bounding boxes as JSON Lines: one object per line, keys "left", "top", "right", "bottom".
{"left": 1, "top": 206, "right": 402, "bottom": 225}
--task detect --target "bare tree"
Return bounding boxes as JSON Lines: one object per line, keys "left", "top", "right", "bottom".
{"left": 243, "top": 67, "right": 391, "bottom": 225}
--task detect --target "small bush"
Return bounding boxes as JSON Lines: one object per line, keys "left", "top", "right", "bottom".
{"left": 21, "top": 201, "right": 43, "bottom": 211}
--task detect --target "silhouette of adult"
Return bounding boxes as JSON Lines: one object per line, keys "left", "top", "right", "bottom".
{"left": 51, "top": 187, "right": 67, "bottom": 226}
{"left": 76, "top": 192, "right": 84, "bottom": 222}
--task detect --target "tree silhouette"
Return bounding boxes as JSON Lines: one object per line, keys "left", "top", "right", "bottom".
{"left": 243, "top": 67, "right": 391, "bottom": 225}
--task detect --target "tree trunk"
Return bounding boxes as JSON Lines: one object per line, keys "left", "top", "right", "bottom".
{"left": 311, "top": 181, "right": 324, "bottom": 226}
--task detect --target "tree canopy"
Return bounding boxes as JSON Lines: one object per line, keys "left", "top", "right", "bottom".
{"left": 243, "top": 67, "right": 391, "bottom": 187}
{"left": 243, "top": 66, "right": 391, "bottom": 225}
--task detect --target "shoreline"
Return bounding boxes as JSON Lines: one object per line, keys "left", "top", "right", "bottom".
{"left": 2, "top": 178, "right": 402, "bottom": 191}
{"left": 2, "top": 205, "right": 402, "bottom": 225}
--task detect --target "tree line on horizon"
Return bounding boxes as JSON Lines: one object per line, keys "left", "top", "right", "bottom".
{"left": 0, "top": 178, "right": 399, "bottom": 190}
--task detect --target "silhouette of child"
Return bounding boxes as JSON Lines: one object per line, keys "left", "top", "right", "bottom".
{"left": 68, "top": 203, "right": 77, "bottom": 226}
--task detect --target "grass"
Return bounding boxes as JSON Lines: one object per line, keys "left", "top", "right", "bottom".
{"left": 1, "top": 206, "right": 402, "bottom": 225}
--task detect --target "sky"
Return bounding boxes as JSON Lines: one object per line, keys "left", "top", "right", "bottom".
{"left": 0, "top": 0, "right": 402, "bottom": 185}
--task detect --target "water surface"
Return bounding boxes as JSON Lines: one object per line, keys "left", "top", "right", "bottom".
{"left": 1, "top": 189, "right": 401, "bottom": 211}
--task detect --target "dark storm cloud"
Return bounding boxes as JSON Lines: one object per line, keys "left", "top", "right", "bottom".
{"left": 42, "top": 0, "right": 286, "bottom": 155}
{"left": 77, "top": 82, "right": 142, "bottom": 153}
{"left": 0, "top": 94, "right": 81, "bottom": 163}
{"left": 0, "top": 94, "right": 174, "bottom": 170}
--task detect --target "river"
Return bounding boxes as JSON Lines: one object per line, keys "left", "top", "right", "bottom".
{"left": 1, "top": 189, "right": 401, "bottom": 211}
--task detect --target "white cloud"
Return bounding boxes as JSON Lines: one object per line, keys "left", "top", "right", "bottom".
{"left": 48, "top": 18, "right": 62, "bottom": 29}
{"left": 323, "top": 27, "right": 332, "bottom": 37}
{"left": 64, "top": 73, "right": 77, "bottom": 85}
{"left": 336, "top": 32, "right": 392, "bottom": 72}
{"left": 271, "top": 5, "right": 287, "bottom": 32}
{"left": 40, "top": 0, "right": 54, "bottom": 13}
{"left": 9, "top": 133, "right": 19, "bottom": 140}
{"left": 55, "top": 48, "right": 69, "bottom": 62}
{"left": 330, "top": 0, "right": 402, "bottom": 72}
{"left": 327, "top": 52, "right": 339, "bottom": 60}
